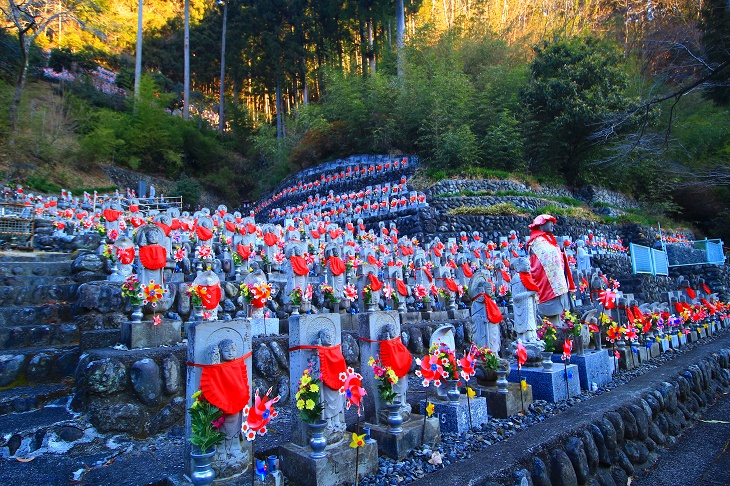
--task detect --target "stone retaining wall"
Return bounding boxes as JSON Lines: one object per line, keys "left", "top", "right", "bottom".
{"left": 425, "top": 179, "right": 641, "bottom": 211}
{"left": 410, "top": 337, "right": 730, "bottom": 486}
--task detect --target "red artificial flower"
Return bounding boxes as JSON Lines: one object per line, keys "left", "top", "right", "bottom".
{"left": 459, "top": 351, "right": 476, "bottom": 381}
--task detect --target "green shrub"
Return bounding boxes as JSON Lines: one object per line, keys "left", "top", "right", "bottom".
{"left": 447, "top": 202, "right": 526, "bottom": 216}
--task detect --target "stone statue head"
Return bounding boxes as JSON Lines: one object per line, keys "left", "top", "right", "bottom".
{"left": 512, "top": 257, "right": 530, "bottom": 274}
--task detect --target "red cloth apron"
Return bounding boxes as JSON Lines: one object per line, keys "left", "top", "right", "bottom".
{"left": 189, "top": 353, "right": 252, "bottom": 415}
{"left": 139, "top": 245, "right": 167, "bottom": 270}
{"left": 289, "top": 344, "right": 347, "bottom": 391}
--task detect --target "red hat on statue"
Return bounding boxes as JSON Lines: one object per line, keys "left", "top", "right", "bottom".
{"left": 529, "top": 214, "right": 557, "bottom": 229}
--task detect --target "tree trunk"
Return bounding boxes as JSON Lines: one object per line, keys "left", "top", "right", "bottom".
{"left": 367, "top": 19, "right": 375, "bottom": 75}
{"left": 9, "top": 33, "right": 29, "bottom": 131}
{"left": 134, "top": 0, "right": 143, "bottom": 100}
{"left": 396, "top": 0, "right": 405, "bottom": 77}
{"left": 218, "top": 0, "right": 228, "bottom": 134}
{"left": 275, "top": 78, "right": 282, "bottom": 139}
{"left": 183, "top": 0, "right": 190, "bottom": 120}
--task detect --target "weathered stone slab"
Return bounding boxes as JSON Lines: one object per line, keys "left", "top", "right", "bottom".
{"left": 250, "top": 317, "right": 279, "bottom": 337}
{"left": 419, "top": 395, "right": 488, "bottom": 433}
{"left": 365, "top": 415, "right": 440, "bottom": 460}
{"left": 121, "top": 320, "right": 181, "bottom": 349}
{"left": 279, "top": 440, "right": 378, "bottom": 486}
{"left": 475, "top": 382, "right": 533, "bottom": 418}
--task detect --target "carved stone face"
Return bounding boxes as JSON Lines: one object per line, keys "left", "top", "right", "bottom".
{"left": 513, "top": 257, "right": 530, "bottom": 274}
{"left": 539, "top": 221, "right": 554, "bottom": 233}
{"left": 219, "top": 339, "right": 237, "bottom": 361}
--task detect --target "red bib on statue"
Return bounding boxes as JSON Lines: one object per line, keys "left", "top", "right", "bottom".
{"left": 139, "top": 245, "right": 167, "bottom": 270}
{"left": 380, "top": 337, "right": 412, "bottom": 378}
{"left": 328, "top": 257, "right": 345, "bottom": 276}
{"left": 196, "top": 226, "right": 213, "bottom": 241}
{"left": 318, "top": 345, "right": 347, "bottom": 391}
{"left": 201, "top": 283, "right": 221, "bottom": 310}
{"left": 290, "top": 255, "right": 309, "bottom": 276}
{"left": 116, "top": 247, "right": 135, "bottom": 265}
{"left": 199, "top": 357, "right": 250, "bottom": 415}
{"left": 103, "top": 209, "right": 122, "bottom": 222}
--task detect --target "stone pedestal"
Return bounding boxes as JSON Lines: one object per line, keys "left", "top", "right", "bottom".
{"left": 423, "top": 311, "right": 449, "bottom": 321}
{"left": 616, "top": 346, "right": 639, "bottom": 370}
{"left": 400, "top": 312, "right": 423, "bottom": 325}
{"left": 474, "top": 383, "right": 533, "bottom": 418}
{"left": 447, "top": 309, "right": 470, "bottom": 320}
{"left": 668, "top": 334, "right": 679, "bottom": 348}
{"left": 647, "top": 341, "right": 660, "bottom": 358}
{"left": 658, "top": 336, "right": 671, "bottom": 352}
{"left": 689, "top": 330, "right": 699, "bottom": 342}
{"left": 250, "top": 317, "right": 279, "bottom": 337}
{"left": 508, "top": 364, "right": 580, "bottom": 402}
{"left": 279, "top": 440, "right": 378, "bottom": 486}
{"left": 698, "top": 327, "right": 707, "bottom": 339}
{"left": 678, "top": 333, "right": 687, "bottom": 346}
{"left": 185, "top": 319, "right": 252, "bottom": 480}
{"left": 365, "top": 416, "right": 440, "bottom": 460}
{"left": 560, "top": 350, "right": 612, "bottom": 390}
{"left": 340, "top": 313, "right": 358, "bottom": 330}
{"left": 419, "top": 396, "right": 488, "bottom": 433}
{"left": 121, "top": 319, "right": 181, "bottom": 349}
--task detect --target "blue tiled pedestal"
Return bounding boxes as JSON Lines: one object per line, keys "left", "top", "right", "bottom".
{"left": 419, "top": 396, "right": 488, "bottom": 434}
{"left": 508, "top": 364, "right": 580, "bottom": 402}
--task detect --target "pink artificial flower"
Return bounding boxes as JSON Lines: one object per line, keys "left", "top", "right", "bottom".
{"left": 153, "top": 314, "right": 161, "bottom": 326}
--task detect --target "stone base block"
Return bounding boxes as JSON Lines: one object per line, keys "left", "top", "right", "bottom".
{"left": 698, "top": 327, "right": 707, "bottom": 339}
{"left": 617, "top": 346, "right": 639, "bottom": 370}
{"left": 659, "top": 337, "right": 671, "bottom": 352}
{"left": 422, "top": 311, "right": 449, "bottom": 321}
{"left": 419, "top": 396, "right": 488, "bottom": 433}
{"left": 447, "top": 309, "right": 470, "bottom": 320}
{"left": 646, "top": 341, "right": 660, "bottom": 358}
{"left": 508, "top": 364, "right": 580, "bottom": 402}
{"left": 250, "top": 317, "right": 279, "bottom": 337}
{"left": 254, "top": 470, "right": 282, "bottom": 486}
{"left": 365, "top": 415, "right": 440, "bottom": 460}
{"left": 475, "top": 383, "right": 533, "bottom": 418}
{"left": 279, "top": 439, "right": 377, "bottom": 486}
{"left": 679, "top": 333, "right": 688, "bottom": 346}
{"left": 568, "top": 350, "right": 613, "bottom": 390}
{"left": 340, "top": 314, "right": 358, "bottom": 331}
{"left": 669, "top": 334, "right": 679, "bottom": 348}
{"left": 399, "top": 312, "right": 423, "bottom": 325}
{"left": 120, "top": 319, "right": 181, "bottom": 349}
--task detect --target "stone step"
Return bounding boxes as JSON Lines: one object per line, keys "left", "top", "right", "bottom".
{"left": 0, "top": 381, "right": 74, "bottom": 416}
{"left": 0, "top": 400, "right": 78, "bottom": 458}
{"left": 0, "top": 344, "right": 80, "bottom": 388}
{"left": 0, "top": 260, "right": 75, "bottom": 277}
{"left": 0, "top": 322, "right": 79, "bottom": 350}
{"left": 0, "top": 304, "right": 75, "bottom": 328}
{"left": 0, "top": 283, "right": 79, "bottom": 306}
{"left": 0, "top": 251, "right": 76, "bottom": 263}
{"left": 0, "top": 274, "right": 79, "bottom": 286}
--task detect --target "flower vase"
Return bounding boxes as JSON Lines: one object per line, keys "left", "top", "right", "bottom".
{"left": 308, "top": 419, "right": 328, "bottom": 459}
{"left": 541, "top": 351, "right": 554, "bottom": 371}
{"left": 131, "top": 304, "right": 143, "bottom": 323}
{"left": 190, "top": 447, "right": 216, "bottom": 486}
{"left": 332, "top": 301, "right": 340, "bottom": 314}
{"left": 397, "top": 300, "right": 407, "bottom": 313}
{"left": 496, "top": 369, "right": 509, "bottom": 394}
{"left": 593, "top": 331, "right": 602, "bottom": 351}
{"left": 386, "top": 401, "right": 403, "bottom": 433}
{"left": 251, "top": 304, "right": 265, "bottom": 319}
{"left": 264, "top": 264, "right": 272, "bottom": 274}
{"left": 444, "top": 379, "right": 461, "bottom": 402}
{"left": 447, "top": 299, "right": 456, "bottom": 311}
{"left": 424, "top": 301, "right": 432, "bottom": 312}
{"left": 366, "top": 301, "right": 377, "bottom": 312}
{"left": 476, "top": 365, "right": 498, "bottom": 386}
{"left": 193, "top": 305, "right": 204, "bottom": 322}
{"left": 291, "top": 305, "right": 300, "bottom": 315}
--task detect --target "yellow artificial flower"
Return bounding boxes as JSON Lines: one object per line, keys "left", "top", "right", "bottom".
{"left": 466, "top": 387, "right": 476, "bottom": 398}
{"left": 387, "top": 370, "right": 398, "bottom": 384}
{"left": 192, "top": 390, "right": 201, "bottom": 399}
{"left": 521, "top": 379, "right": 528, "bottom": 391}
{"left": 310, "top": 384, "right": 319, "bottom": 393}
{"left": 368, "top": 356, "right": 375, "bottom": 366}
{"left": 655, "top": 336, "right": 661, "bottom": 342}
{"left": 305, "top": 399, "right": 316, "bottom": 410}
{"left": 296, "top": 399, "right": 305, "bottom": 410}
{"left": 350, "top": 432, "right": 366, "bottom": 448}
{"left": 301, "top": 374, "right": 311, "bottom": 386}
{"left": 704, "top": 323, "right": 709, "bottom": 329}
{"left": 426, "top": 402, "right": 435, "bottom": 417}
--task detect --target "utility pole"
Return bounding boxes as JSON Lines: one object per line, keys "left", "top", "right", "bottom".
{"left": 183, "top": 0, "right": 190, "bottom": 120}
